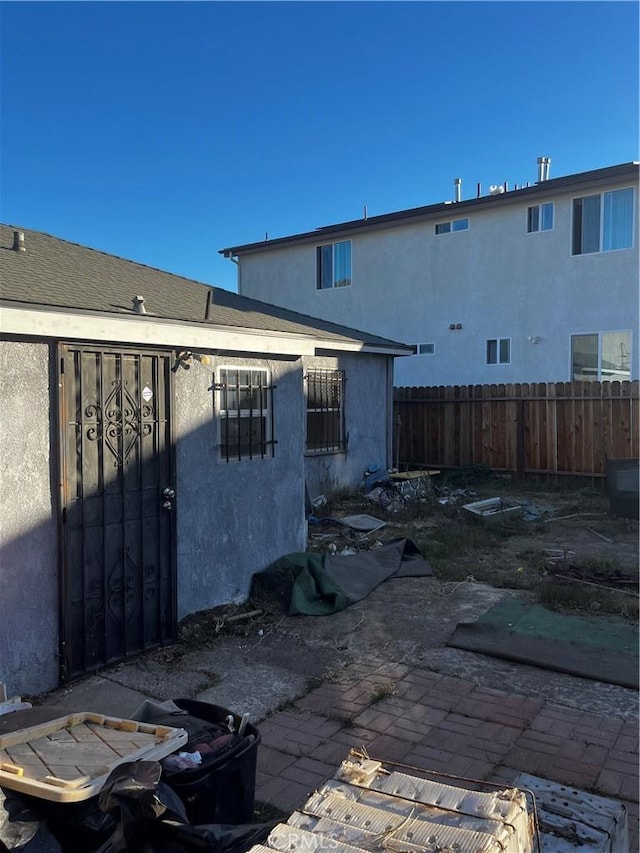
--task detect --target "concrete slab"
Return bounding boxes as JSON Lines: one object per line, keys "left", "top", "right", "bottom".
{"left": 195, "top": 663, "right": 308, "bottom": 722}
{"left": 105, "top": 658, "right": 217, "bottom": 700}
{"left": 41, "top": 675, "right": 149, "bottom": 718}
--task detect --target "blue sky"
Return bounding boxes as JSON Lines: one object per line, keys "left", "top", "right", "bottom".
{"left": 1, "top": 1, "right": 638, "bottom": 292}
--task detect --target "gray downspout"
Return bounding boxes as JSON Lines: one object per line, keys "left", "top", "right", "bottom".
{"left": 226, "top": 254, "right": 240, "bottom": 293}
{"left": 386, "top": 357, "right": 395, "bottom": 471}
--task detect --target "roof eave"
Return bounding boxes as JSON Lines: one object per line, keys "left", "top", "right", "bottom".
{"left": 0, "top": 299, "right": 413, "bottom": 356}
{"left": 220, "top": 161, "right": 640, "bottom": 256}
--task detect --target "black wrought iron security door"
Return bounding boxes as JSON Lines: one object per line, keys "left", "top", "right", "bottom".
{"left": 59, "top": 346, "right": 176, "bottom": 680}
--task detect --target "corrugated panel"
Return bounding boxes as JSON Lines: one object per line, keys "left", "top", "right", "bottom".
{"left": 250, "top": 755, "right": 536, "bottom": 853}
{"left": 277, "top": 818, "right": 505, "bottom": 853}
{"left": 515, "top": 773, "right": 629, "bottom": 852}
{"left": 252, "top": 755, "right": 630, "bottom": 853}
{"left": 298, "top": 784, "right": 519, "bottom": 839}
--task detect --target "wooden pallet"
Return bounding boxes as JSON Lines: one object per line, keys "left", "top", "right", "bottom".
{"left": 0, "top": 712, "right": 187, "bottom": 802}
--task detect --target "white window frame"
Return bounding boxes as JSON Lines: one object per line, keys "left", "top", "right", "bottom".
{"left": 570, "top": 331, "right": 632, "bottom": 381}
{"left": 527, "top": 202, "right": 554, "bottom": 233}
{"left": 435, "top": 218, "right": 469, "bottom": 235}
{"left": 316, "top": 240, "right": 352, "bottom": 289}
{"left": 417, "top": 342, "right": 436, "bottom": 355}
{"left": 571, "top": 187, "right": 635, "bottom": 255}
{"left": 305, "top": 368, "right": 346, "bottom": 454}
{"left": 486, "top": 337, "right": 511, "bottom": 365}
{"left": 215, "top": 366, "right": 273, "bottom": 461}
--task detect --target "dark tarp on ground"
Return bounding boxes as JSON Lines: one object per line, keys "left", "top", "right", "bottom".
{"left": 250, "top": 538, "right": 432, "bottom": 616}
{"left": 447, "top": 597, "right": 639, "bottom": 689}
{"left": 0, "top": 761, "right": 275, "bottom": 853}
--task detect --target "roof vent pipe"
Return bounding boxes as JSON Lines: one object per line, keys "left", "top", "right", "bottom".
{"left": 537, "top": 156, "right": 551, "bottom": 182}
{"left": 13, "top": 231, "right": 25, "bottom": 252}
{"left": 454, "top": 177, "right": 462, "bottom": 202}
{"left": 132, "top": 295, "right": 147, "bottom": 315}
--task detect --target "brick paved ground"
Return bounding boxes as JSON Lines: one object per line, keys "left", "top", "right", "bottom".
{"left": 255, "top": 659, "right": 639, "bottom": 849}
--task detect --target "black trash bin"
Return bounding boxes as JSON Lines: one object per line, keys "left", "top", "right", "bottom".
{"left": 158, "top": 699, "right": 261, "bottom": 826}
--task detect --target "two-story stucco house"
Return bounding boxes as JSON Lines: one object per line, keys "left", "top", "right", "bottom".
{"left": 220, "top": 160, "right": 639, "bottom": 388}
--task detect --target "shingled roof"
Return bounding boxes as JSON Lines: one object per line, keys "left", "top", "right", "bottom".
{"left": 0, "top": 224, "right": 412, "bottom": 353}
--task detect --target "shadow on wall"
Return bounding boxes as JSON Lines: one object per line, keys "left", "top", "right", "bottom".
{"left": 0, "top": 357, "right": 307, "bottom": 698}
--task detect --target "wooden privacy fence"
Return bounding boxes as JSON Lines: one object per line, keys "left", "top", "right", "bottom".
{"left": 393, "top": 381, "right": 639, "bottom": 478}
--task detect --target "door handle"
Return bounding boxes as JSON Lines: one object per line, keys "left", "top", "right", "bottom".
{"left": 161, "top": 487, "right": 176, "bottom": 511}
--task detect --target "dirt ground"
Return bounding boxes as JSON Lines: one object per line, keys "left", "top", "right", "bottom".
{"left": 172, "top": 475, "right": 638, "bottom": 723}
{"left": 305, "top": 476, "right": 639, "bottom": 619}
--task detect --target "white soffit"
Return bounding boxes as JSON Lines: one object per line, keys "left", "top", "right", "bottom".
{"left": 0, "top": 305, "right": 408, "bottom": 357}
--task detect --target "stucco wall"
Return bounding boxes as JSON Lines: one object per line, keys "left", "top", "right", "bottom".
{"left": 302, "top": 353, "right": 392, "bottom": 499}
{"left": 173, "top": 355, "right": 307, "bottom": 619}
{"left": 0, "top": 339, "right": 392, "bottom": 694}
{"left": 237, "top": 179, "right": 639, "bottom": 387}
{"left": 0, "top": 341, "right": 58, "bottom": 696}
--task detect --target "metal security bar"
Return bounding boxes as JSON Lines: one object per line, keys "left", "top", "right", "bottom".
{"left": 305, "top": 369, "right": 346, "bottom": 452}
{"left": 215, "top": 369, "right": 276, "bottom": 461}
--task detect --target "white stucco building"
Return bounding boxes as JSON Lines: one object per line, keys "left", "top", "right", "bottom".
{"left": 221, "top": 161, "right": 639, "bottom": 387}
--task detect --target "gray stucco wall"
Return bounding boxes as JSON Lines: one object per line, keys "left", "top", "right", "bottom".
{"left": 0, "top": 341, "right": 59, "bottom": 697}
{"left": 174, "top": 355, "right": 306, "bottom": 619}
{"left": 0, "top": 339, "right": 394, "bottom": 694}
{"left": 302, "top": 353, "right": 392, "bottom": 499}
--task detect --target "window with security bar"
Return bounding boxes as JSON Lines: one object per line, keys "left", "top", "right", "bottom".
{"left": 215, "top": 368, "right": 275, "bottom": 461}
{"left": 306, "top": 369, "right": 346, "bottom": 453}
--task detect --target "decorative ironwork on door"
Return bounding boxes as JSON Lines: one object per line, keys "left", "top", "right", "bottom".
{"left": 59, "top": 346, "right": 175, "bottom": 681}
{"left": 85, "top": 379, "right": 155, "bottom": 467}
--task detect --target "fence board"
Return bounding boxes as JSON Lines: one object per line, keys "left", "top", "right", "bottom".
{"left": 443, "top": 385, "right": 455, "bottom": 466}
{"left": 459, "top": 385, "right": 472, "bottom": 464}
{"left": 505, "top": 384, "right": 516, "bottom": 471}
{"left": 615, "top": 381, "right": 632, "bottom": 459}
{"left": 546, "top": 382, "right": 557, "bottom": 473}
{"left": 494, "top": 384, "right": 506, "bottom": 470}
{"left": 537, "top": 383, "right": 549, "bottom": 472}
{"left": 393, "top": 380, "right": 639, "bottom": 478}
{"left": 473, "top": 385, "right": 483, "bottom": 464}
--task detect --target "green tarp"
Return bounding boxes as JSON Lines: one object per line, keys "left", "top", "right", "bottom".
{"left": 251, "top": 538, "right": 432, "bottom": 616}
{"left": 447, "top": 596, "right": 639, "bottom": 688}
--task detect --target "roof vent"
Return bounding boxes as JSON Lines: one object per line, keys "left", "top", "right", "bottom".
{"left": 205, "top": 288, "right": 214, "bottom": 319}
{"left": 13, "top": 231, "right": 25, "bottom": 252}
{"left": 537, "top": 156, "right": 551, "bottom": 182}
{"left": 489, "top": 185, "right": 505, "bottom": 195}
{"left": 454, "top": 178, "right": 462, "bottom": 202}
{"left": 132, "top": 295, "right": 147, "bottom": 315}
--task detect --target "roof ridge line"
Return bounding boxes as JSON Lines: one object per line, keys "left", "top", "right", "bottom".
{"left": 2, "top": 223, "right": 216, "bottom": 292}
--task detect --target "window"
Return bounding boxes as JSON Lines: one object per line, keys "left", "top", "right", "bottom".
{"left": 527, "top": 202, "right": 554, "bottom": 233}
{"left": 306, "top": 369, "right": 346, "bottom": 453}
{"left": 417, "top": 342, "right": 435, "bottom": 355}
{"left": 435, "top": 218, "right": 469, "bottom": 235}
{"left": 572, "top": 187, "right": 634, "bottom": 255}
{"left": 216, "top": 368, "right": 274, "bottom": 461}
{"left": 486, "top": 338, "right": 510, "bottom": 365}
{"left": 316, "top": 241, "right": 351, "bottom": 289}
{"left": 571, "top": 331, "right": 631, "bottom": 380}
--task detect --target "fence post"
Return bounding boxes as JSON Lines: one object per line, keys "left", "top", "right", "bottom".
{"left": 516, "top": 398, "right": 525, "bottom": 477}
